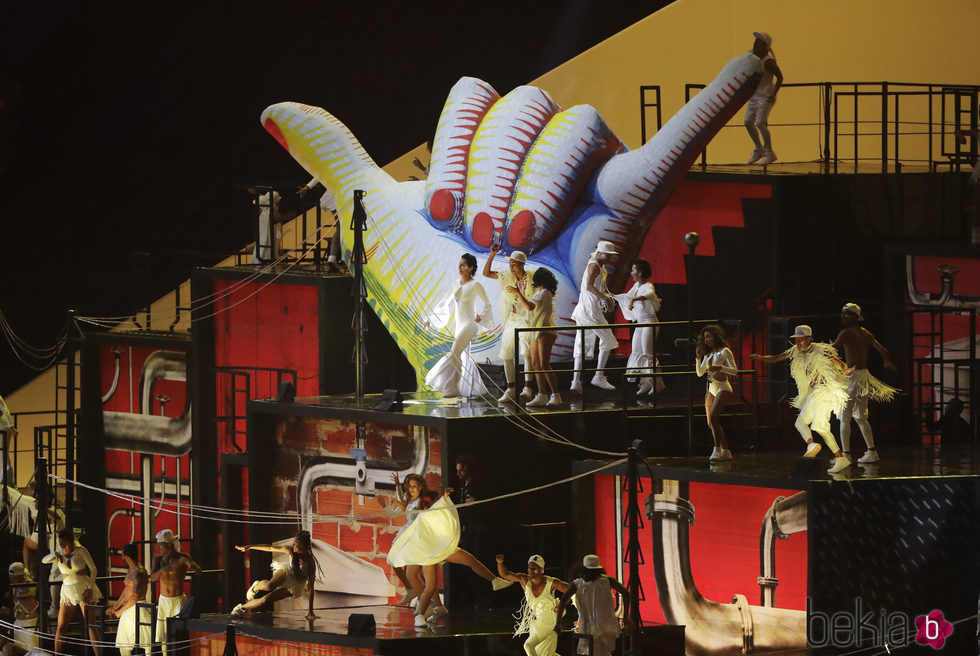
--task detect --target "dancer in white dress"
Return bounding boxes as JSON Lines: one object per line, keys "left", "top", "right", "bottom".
{"left": 571, "top": 241, "right": 619, "bottom": 393}
{"left": 496, "top": 554, "right": 568, "bottom": 656}
{"left": 425, "top": 253, "right": 493, "bottom": 397}
{"left": 614, "top": 258, "right": 664, "bottom": 397}
{"left": 231, "top": 530, "right": 319, "bottom": 617}
{"left": 555, "top": 555, "right": 631, "bottom": 656}
{"left": 695, "top": 325, "right": 738, "bottom": 461}
{"left": 43, "top": 528, "right": 103, "bottom": 656}
{"left": 387, "top": 490, "right": 511, "bottom": 626}
{"left": 511, "top": 268, "right": 563, "bottom": 407}
{"left": 381, "top": 473, "right": 429, "bottom": 606}
{"left": 751, "top": 325, "right": 854, "bottom": 474}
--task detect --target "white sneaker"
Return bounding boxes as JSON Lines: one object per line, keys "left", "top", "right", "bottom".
{"left": 497, "top": 389, "right": 517, "bottom": 404}
{"left": 231, "top": 604, "right": 246, "bottom": 617}
{"left": 827, "top": 456, "right": 851, "bottom": 474}
{"left": 858, "top": 450, "right": 879, "bottom": 464}
{"left": 491, "top": 576, "right": 514, "bottom": 591}
{"left": 803, "top": 442, "right": 822, "bottom": 458}
{"left": 637, "top": 382, "right": 653, "bottom": 396}
{"left": 591, "top": 374, "right": 616, "bottom": 391}
{"left": 547, "top": 393, "right": 563, "bottom": 406}
{"left": 427, "top": 606, "right": 449, "bottom": 622}
{"left": 748, "top": 148, "right": 765, "bottom": 164}
{"left": 708, "top": 447, "right": 721, "bottom": 460}
{"left": 519, "top": 386, "right": 535, "bottom": 401}
{"left": 569, "top": 380, "right": 583, "bottom": 395}
{"left": 399, "top": 589, "right": 418, "bottom": 606}
{"left": 715, "top": 448, "right": 733, "bottom": 461}
{"left": 245, "top": 581, "right": 261, "bottom": 601}
{"left": 414, "top": 612, "right": 428, "bottom": 627}
{"left": 525, "top": 393, "right": 549, "bottom": 407}
{"left": 758, "top": 150, "right": 777, "bottom": 165}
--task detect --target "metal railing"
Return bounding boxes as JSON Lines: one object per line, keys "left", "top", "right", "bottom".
{"left": 667, "top": 81, "right": 980, "bottom": 173}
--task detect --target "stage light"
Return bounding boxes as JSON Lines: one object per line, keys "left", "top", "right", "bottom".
{"left": 375, "top": 389, "right": 403, "bottom": 411}
{"left": 275, "top": 381, "right": 296, "bottom": 403}
{"left": 348, "top": 613, "right": 376, "bottom": 636}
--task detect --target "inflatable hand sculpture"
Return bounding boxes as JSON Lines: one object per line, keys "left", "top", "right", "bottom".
{"left": 261, "top": 53, "right": 762, "bottom": 386}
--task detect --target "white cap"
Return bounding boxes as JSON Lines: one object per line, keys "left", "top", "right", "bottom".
{"left": 596, "top": 241, "right": 618, "bottom": 255}
{"left": 583, "top": 554, "right": 602, "bottom": 569}
{"left": 528, "top": 554, "right": 545, "bottom": 569}
{"left": 9, "top": 561, "right": 25, "bottom": 576}
{"left": 509, "top": 250, "right": 528, "bottom": 263}
{"left": 841, "top": 303, "right": 864, "bottom": 321}
{"left": 155, "top": 528, "right": 179, "bottom": 544}
{"left": 753, "top": 31, "right": 773, "bottom": 48}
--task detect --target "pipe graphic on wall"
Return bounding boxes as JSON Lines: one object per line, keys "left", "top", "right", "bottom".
{"left": 647, "top": 480, "right": 806, "bottom": 655}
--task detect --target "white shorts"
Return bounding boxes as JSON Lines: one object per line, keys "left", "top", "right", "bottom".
{"left": 708, "top": 379, "right": 733, "bottom": 396}
{"left": 156, "top": 593, "right": 187, "bottom": 645}
{"left": 60, "top": 579, "right": 102, "bottom": 607}
{"left": 745, "top": 95, "right": 775, "bottom": 125}
{"left": 116, "top": 604, "right": 153, "bottom": 656}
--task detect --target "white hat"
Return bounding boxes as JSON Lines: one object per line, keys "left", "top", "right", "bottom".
{"left": 9, "top": 561, "right": 25, "bottom": 576}
{"left": 528, "top": 554, "right": 545, "bottom": 569}
{"left": 753, "top": 31, "right": 773, "bottom": 48}
{"left": 791, "top": 325, "right": 813, "bottom": 341}
{"left": 509, "top": 250, "right": 528, "bottom": 263}
{"left": 155, "top": 528, "right": 179, "bottom": 544}
{"left": 841, "top": 303, "right": 864, "bottom": 321}
{"left": 583, "top": 554, "right": 602, "bottom": 569}
{"left": 596, "top": 241, "right": 618, "bottom": 255}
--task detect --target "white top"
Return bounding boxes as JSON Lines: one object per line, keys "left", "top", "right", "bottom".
{"left": 752, "top": 53, "right": 776, "bottom": 97}
{"left": 430, "top": 279, "right": 493, "bottom": 332}
{"left": 498, "top": 270, "right": 534, "bottom": 323}
{"left": 571, "top": 258, "right": 611, "bottom": 324}
{"left": 527, "top": 288, "right": 554, "bottom": 329}
{"left": 614, "top": 281, "right": 660, "bottom": 322}
{"left": 53, "top": 544, "right": 99, "bottom": 586}
{"left": 695, "top": 348, "right": 737, "bottom": 378}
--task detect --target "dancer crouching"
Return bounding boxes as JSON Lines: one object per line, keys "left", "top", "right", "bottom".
{"left": 511, "top": 268, "right": 562, "bottom": 406}
{"left": 232, "top": 530, "right": 318, "bottom": 618}
{"left": 695, "top": 325, "right": 737, "bottom": 461}
{"left": 750, "top": 325, "right": 853, "bottom": 474}
{"left": 387, "top": 488, "right": 511, "bottom": 627}
{"left": 496, "top": 554, "right": 568, "bottom": 656}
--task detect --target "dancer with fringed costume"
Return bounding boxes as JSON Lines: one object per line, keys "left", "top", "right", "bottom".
{"left": 496, "top": 554, "right": 569, "bottom": 656}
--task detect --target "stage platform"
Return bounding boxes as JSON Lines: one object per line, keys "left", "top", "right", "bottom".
{"left": 186, "top": 606, "right": 685, "bottom": 656}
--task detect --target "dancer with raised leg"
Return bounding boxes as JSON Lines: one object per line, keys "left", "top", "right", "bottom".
{"left": 696, "top": 324, "right": 737, "bottom": 461}
{"left": 511, "top": 268, "right": 563, "bottom": 407}
{"left": 570, "top": 241, "right": 619, "bottom": 393}
{"left": 380, "top": 472, "right": 428, "bottom": 606}
{"left": 615, "top": 257, "right": 664, "bottom": 397}
{"left": 497, "top": 554, "right": 568, "bottom": 656}
{"left": 832, "top": 303, "right": 897, "bottom": 464}
{"left": 425, "top": 253, "right": 493, "bottom": 397}
{"left": 750, "top": 325, "right": 853, "bottom": 474}
{"left": 231, "top": 530, "right": 318, "bottom": 617}
{"left": 483, "top": 244, "right": 535, "bottom": 403}
{"left": 387, "top": 488, "right": 511, "bottom": 627}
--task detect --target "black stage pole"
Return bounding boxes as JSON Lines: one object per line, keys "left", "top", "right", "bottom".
{"left": 684, "top": 232, "right": 700, "bottom": 457}
{"left": 350, "top": 190, "right": 368, "bottom": 398}
{"left": 624, "top": 440, "right": 643, "bottom": 656}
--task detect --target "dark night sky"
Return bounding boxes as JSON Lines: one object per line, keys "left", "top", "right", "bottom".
{"left": 0, "top": 1, "right": 670, "bottom": 395}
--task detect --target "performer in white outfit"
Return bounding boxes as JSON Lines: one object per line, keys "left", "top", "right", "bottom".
{"left": 751, "top": 325, "right": 854, "bottom": 474}
{"left": 832, "top": 303, "right": 898, "bottom": 464}
{"left": 425, "top": 253, "right": 493, "bottom": 397}
{"left": 744, "top": 31, "right": 783, "bottom": 165}
{"left": 695, "top": 324, "right": 738, "bottom": 461}
{"left": 555, "top": 555, "right": 631, "bottom": 656}
{"left": 107, "top": 543, "right": 152, "bottom": 656}
{"left": 511, "top": 268, "right": 563, "bottom": 407}
{"left": 380, "top": 473, "right": 431, "bottom": 607}
{"left": 149, "top": 528, "right": 202, "bottom": 652}
{"left": 43, "top": 528, "right": 103, "bottom": 656}
{"left": 483, "top": 244, "right": 535, "bottom": 403}
{"left": 8, "top": 562, "right": 39, "bottom": 649}
{"left": 571, "top": 241, "right": 619, "bottom": 393}
{"left": 496, "top": 554, "right": 569, "bottom": 656}
{"left": 232, "top": 530, "right": 319, "bottom": 617}
{"left": 614, "top": 258, "right": 664, "bottom": 397}
{"left": 387, "top": 490, "right": 511, "bottom": 627}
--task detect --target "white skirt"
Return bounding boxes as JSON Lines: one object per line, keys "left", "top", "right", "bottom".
{"left": 386, "top": 496, "right": 460, "bottom": 567}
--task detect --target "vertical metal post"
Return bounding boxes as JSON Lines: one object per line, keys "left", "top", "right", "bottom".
{"left": 221, "top": 625, "right": 238, "bottom": 656}
{"left": 35, "top": 457, "right": 50, "bottom": 635}
{"left": 684, "top": 233, "right": 700, "bottom": 456}
{"left": 823, "top": 82, "right": 832, "bottom": 170}
{"left": 350, "top": 190, "right": 368, "bottom": 398}
{"left": 881, "top": 82, "right": 889, "bottom": 173}
{"left": 624, "top": 442, "right": 643, "bottom": 656}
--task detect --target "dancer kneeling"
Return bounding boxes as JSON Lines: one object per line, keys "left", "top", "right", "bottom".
{"left": 387, "top": 489, "right": 511, "bottom": 626}
{"left": 695, "top": 324, "right": 737, "bottom": 461}
{"left": 496, "top": 554, "right": 568, "bottom": 656}
{"left": 425, "top": 253, "right": 493, "bottom": 397}
{"left": 511, "top": 268, "right": 562, "bottom": 406}
{"left": 232, "top": 530, "right": 318, "bottom": 617}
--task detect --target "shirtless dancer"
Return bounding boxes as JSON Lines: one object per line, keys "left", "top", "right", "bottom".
{"left": 108, "top": 543, "right": 152, "bottom": 656}
{"left": 149, "top": 529, "right": 201, "bottom": 654}
{"left": 832, "top": 303, "right": 897, "bottom": 464}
